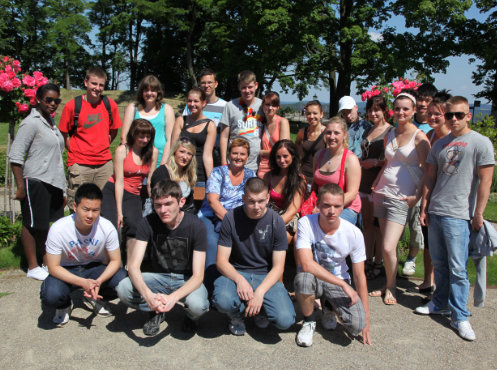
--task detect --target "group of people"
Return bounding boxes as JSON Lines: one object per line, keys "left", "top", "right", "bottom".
{"left": 8, "top": 65, "right": 494, "bottom": 345}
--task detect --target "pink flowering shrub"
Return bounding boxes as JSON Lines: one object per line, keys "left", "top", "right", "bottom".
{"left": 0, "top": 55, "right": 50, "bottom": 122}
{"left": 361, "top": 78, "right": 422, "bottom": 119}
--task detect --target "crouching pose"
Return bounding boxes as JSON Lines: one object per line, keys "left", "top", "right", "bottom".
{"left": 295, "top": 183, "right": 371, "bottom": 346}
{"left": 40, "top": 183, "right": 127, "bottom": 327}
{"left": 117, "top": 180, "right": 209, "bottom": 336}
{"left": 212, "top": 177, "right": 296, "bottom": 335}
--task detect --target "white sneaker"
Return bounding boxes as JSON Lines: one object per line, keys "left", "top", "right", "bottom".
{"left": 254, "top": 315, "right": 270, "bottom": 329}
{"left": 84, "top": 297, "right": 112, "bottom": 317}
{"left": 451, "top": 320, "right": 476, "bottom": 341}
{"left": 402, "top": 260, "right": 416, "bottom": 276}
{"left": 415, "top": 300, "right": 451, "bottom": 316}
{"left": 296, "top": 321, "right": 316, "bottom": 347}
{"left": 321, "top": 307, "right": 337, "bottom": 330}
{"left": 53, "top": 304, "right": 72, "bottom": 327}
{"left": 26, "top": 266, "right": 49, "bottom": 281}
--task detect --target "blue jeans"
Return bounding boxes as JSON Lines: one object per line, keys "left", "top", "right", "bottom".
{"left": 116, "top": 272, "right": 209, "bottom": 320}
{"left": 198, "top": 213, "right": 222, "bottom": 294}
{"left": 212, "top": 271, "right": 296, "bottom": 330}
{"left": 340, "top": 208, "right": 358, "bottom": 225}
{"left": 428, "top": 214, "right": 471, "bottom": 321}
{"left": 40, "top": 263, "right": 127, "bottom": 309}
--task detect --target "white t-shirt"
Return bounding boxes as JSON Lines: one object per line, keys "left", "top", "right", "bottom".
{"left": 46, "top": 214, "right": 119, "bottom": 267}
{"left": 296, "top": 214, "right": 366, "bottom": 280}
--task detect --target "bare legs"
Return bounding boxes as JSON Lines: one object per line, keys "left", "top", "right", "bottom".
{"left": 21, "top": 226, "right": 48, "bottom": 270}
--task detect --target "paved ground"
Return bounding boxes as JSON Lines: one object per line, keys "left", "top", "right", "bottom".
{"left": 1, "top": 269, "right": 497, "bottom": 369}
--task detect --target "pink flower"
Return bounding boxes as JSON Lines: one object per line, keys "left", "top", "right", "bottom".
{"left": 17, "top": 103, "right": 29, "bottom": 114}
{"left": 387, "top": 109, "right": 393, "bottom": 118}
{"left": 35, "top": 76, "right": 48, "bottom": 87}
{"left": 22, "top": 75, "right": 36, "bottom": 87}
{"left": 3, "top": 56, "right": 10, "bottom": 62}
{"left": 32, "top": 71, "right": 43, "bottom": 80}
{"left": 372, "top": 90, "right": 381, "bottom": 96}
{"left": 361, "top": 93, "right": 367, "bottom": 102}
{"left": 0, "top": 79, "right": 14, "bottom": 92}
{"left": 30, "top": 96, "right": 37, "bottom": 106}
{"left": 24, "top": 88, "right": 36, "bottom": 98}
{"left": 11, "top": 77, "right": 21, "bottom": 88}
{"left": 0, "top": 72, "right": 9, "bottom": 83}
{"left": 12, "top": 60, "right": 21, "bottom": 73}
{"left": 393, "top": 88, "right": 402, "bottom": 97}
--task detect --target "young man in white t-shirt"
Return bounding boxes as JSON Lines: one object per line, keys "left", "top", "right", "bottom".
{"left": 294, "top": 183, "right": 371, "bottom": 346}
{"left": 40, "top": 183, "right": 127, "bottom": 327}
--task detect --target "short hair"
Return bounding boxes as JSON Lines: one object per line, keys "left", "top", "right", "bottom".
{"left": 136, "top": 75, "right": 164, "bottom": 110}
{"left": 151, "top": 179, "right": 183, "bottom": 202}
{"left": 317, "top": 183, "right": 344, "bottom": 203}
{"left": 417, "top": 83, "right": 438, "bottom": 98}
{"left": 188, "top": 87, "right": 206, "bottom": 102}
{"left": 430, "top": 90, "right": 452, "bottom": 113}
{"left": 36, "top": 83, "right": 60, "bottom": 100}
{"left": 238, "top": 70, "right": 256, "bottom": 85}
{"left": 199, "top": 68, "right": 216, "bottom": 80}
{"left": 244, "top": 177, "right": 267, "bottom": 195}
{"left": 305, "top": 100, "right": 322, "bottom": 112}
{"left": 447, "top": 96, "right": 469, "bottom": 108}
{"left": 263, "top": 91, "right": 280, "bottom": 107}
{"left": 325, "top": 116, "right": 349, "bottom": 148}
{"left": 85, "top": 67, "right": 107, "bottom": 81}
{"left": 366, "top": 95, "right": 388, "bottom": 113}
{"left": 126, "top": 119, "right": 156, "bottom": 163}
{"left": 229, "top": 137, "right": 250, "bottom": 156}
{"left": 75, "top": 183, "right": 103, "bottom": 205}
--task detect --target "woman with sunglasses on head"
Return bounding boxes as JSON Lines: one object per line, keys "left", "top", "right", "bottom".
{"left": 370, "top": 90, "right": 431, "bottom": 305}
{"left": 198, "top": 137, "right": 256, "bottom": 293}
{"left": 9, "top": 84, "right": 65, "bottom": 281}
{"left": 122, "top": 75, "right": 175, "bottom": 166}
{"left": 101, "top": 119, "right": 158, "bottom": 253}
{"left": 257, "top": 92, "right": 290, "bottom": 178}
{"left": 171, "top": 88, "right": 216, "bottom": 210}
{"left": 360, "top": 96, "right": 393, "bottom": 280}
{"left": 150, "top": 137, "right": 197, "bottom": 213}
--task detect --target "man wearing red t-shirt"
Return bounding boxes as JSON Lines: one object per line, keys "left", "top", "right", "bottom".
{"left": 59, "top": 67, "right": 122, "bottom": 206}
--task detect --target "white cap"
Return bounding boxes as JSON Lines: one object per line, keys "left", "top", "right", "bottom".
{"left": 338, "top": 96, "right": 356, "bottom": 112}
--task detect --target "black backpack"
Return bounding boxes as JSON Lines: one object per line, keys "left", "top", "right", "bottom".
{"left": 68, "top": 95, "right": 113, "bottom": 137}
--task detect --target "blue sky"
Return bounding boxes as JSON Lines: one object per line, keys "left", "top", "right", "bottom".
{"left": 276, "top": 4, "right": 489, "bottom": 105}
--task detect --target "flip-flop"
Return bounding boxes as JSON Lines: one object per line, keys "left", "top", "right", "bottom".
{"left": 369, "top": 289, "right": 385, "bottom": 297}
{"left": 383, "top": 289, "right": 397, "bottom": 305}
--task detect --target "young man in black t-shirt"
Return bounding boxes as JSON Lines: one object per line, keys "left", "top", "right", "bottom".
{"left": 117, "top": 180, "right": 209, "bottom": 336}
{"left": 212, "top": 177, "right": 295, "bottom": 336}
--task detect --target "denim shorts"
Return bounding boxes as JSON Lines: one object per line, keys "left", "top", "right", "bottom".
{"left": 373, "top": 193, "right": 409, "bottom": 225}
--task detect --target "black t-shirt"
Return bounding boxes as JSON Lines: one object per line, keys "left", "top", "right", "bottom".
{"left": 150, "top": 165, "right": 194, "bottom": 213}
{"left": 218, "top": 206, "right": 287, "bottom": 274}
{"left": 136, "top": 211, "right": 207, "bottom": 274}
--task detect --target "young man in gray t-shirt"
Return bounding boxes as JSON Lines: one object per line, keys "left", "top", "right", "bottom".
{"left": 416, "top": 96, "right": 495, "bottom": 341}
{"left": 219, "top": 70, "right": 264, "bottom": 171}
{"left": 212, "top": 177, "right": 295, "bottom": 336}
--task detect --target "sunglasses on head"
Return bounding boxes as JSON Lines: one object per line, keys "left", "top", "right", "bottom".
{"left": 44, "top": 97, "right": 62, "bottom": 104}
{"left": 444, "top": 112, "right": 468, "bottom": 120}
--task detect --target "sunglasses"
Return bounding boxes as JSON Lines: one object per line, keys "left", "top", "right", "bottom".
{"left": 44, "top": 97, "right": 62, "bottom": 104}
{"left": 444, "top": 112, "right": 468, "bottom": 120}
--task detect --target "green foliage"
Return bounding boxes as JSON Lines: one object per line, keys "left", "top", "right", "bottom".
{"left": 472, "top": 114, "right": 497, "bottom": 157}
{"left": 0, "top": 216, "right": 21, "bottom": 249}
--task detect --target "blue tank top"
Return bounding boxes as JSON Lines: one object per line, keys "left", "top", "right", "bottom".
{"left": 135, "top": 103, "right": 167, "bottom": 166}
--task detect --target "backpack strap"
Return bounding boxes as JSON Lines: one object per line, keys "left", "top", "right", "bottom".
{"left": 102, "top": 96, "right": 113, "bottom": 126}
{"left": 69, "top": 95, "right": 83, "bottom": 137}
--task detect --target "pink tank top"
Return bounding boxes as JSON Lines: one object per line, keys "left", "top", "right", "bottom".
{"left": 109, "top": 149, "right": 151, "bottom": 195}
{"left": 270, "top": 186, "right": 285, "bottom": 209}
{"left": 257, "top": 115, "right": 281, "bottom": 178}
{"left": 313, "top": 149, "right": 361, "bottom": 213}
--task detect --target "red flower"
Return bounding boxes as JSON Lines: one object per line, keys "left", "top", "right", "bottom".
{"left": 22, "top": 75, "right": 36, "bottom": 87}
{"left": 17, "top": 103, "right": 29, "bottom": 114}
{"left": 24, "top": 88, "right": 36, "bottom": 98}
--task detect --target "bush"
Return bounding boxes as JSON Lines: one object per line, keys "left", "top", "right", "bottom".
{"left": 0, "top": 216, "right": 21, "bottom": 249}
{"left": 472, "top": 114, "right": 497, "bottom": 192}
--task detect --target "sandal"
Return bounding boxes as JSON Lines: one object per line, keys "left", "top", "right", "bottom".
{"left": 383, "top": 289, "right": 397, "bottom": 305}
{"left": 366, "top": 263, "right": 382, "bottom": 280}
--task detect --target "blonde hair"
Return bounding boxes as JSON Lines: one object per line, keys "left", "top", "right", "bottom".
{"left": 166, "top": 139, "right": 197, "bottom": 188}
{"left": 325, "top": 116, "right": 349, "bottom": 148}
{"left": 237, "top": 70, "right": 256, "bottom": 85}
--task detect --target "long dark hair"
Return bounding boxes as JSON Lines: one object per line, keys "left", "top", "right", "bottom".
{"left": 269, "top": 139, "right": 305, "bottom": 207}
{"left": 126, "top": 118, "right": 155, "bottom": 164}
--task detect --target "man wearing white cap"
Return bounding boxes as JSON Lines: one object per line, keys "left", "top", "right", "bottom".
{"left": 338, "top": 96, "right": 371, "bottom": 159}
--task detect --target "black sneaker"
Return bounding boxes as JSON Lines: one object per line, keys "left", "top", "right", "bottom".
{"left": 182, "top": 315, "right": 198, "bottom": 333}
{"left": 143, "top": 312, "right": 165, "bottom": 336}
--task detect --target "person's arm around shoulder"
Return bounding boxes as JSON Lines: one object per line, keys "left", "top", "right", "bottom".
{"left": 343, "top": 152, "right": 361, "bottom": 207}
{"left": 203, "top": 120, "right": 216, "bottom": 178}
{"left": 114, "top": 145, "right": 127, "bottom": 228}
{"left": 279, "top": 116, "right": 291, "bottom": 141}
{"left": 121, "top": 103, "right": 136, "bottom": 144}
{"left": 161, "top": 103, "right": 175, "bottom": 164}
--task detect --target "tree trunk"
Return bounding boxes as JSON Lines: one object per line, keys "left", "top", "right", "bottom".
{"left": 65, "top": 47, "right": 71, "bottom": 90}
{"left": 186, "top": 3, "right": 198, "bottom": 88}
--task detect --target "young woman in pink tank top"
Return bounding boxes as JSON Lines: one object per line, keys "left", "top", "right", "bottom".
{"left": 101, "top": 119, "right": 158, "bottom": 253}
{"left": 257, "top": 92, "right": 290, "bottom": 178}
{"left": 312, "top": 116, "right": 362, "bottom": 224}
